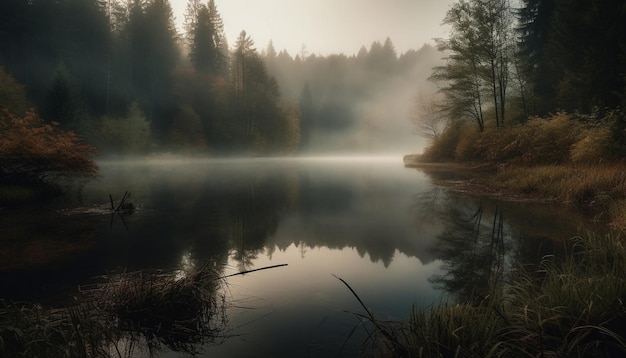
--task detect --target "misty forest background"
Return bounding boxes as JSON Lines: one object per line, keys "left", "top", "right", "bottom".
{"left": 0, "top": 0, "right": 439, "bottom": 157}
{"left": 1, "top": 0, "right": 625, "bottom": 161}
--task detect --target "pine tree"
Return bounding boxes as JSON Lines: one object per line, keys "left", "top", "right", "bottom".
{"left": 189, "top": 5, "right": 218, "bottom": 73}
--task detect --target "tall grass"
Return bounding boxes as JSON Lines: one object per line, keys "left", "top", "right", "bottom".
{"left": 0, "top": 262, "right": 228, "bottom": 357}
{"left": 0, "top": 299, "right": 109, "bottom": 358}
{"left": 488, "top": 164, "right": 626, "bottom": 205}
{"left": 344, "top": 233, "right": 626, "bottom": 357}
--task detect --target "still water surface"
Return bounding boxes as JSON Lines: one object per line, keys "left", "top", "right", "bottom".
{"left": 0, "top": 156, "right": 596, "bottom": 357}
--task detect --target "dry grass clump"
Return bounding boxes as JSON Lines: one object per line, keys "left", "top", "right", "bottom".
{"left": 487, "top": 164, "right": 626, "bottom": 206}
{"left": 88, "top": 264, "right": 227, "bottom": 353}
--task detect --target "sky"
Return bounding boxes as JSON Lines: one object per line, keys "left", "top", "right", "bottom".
{"left": 170, "top": 0, "right": 455, "bottom": 56}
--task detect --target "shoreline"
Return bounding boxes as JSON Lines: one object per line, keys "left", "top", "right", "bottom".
{"left": 402, "top": 154, "right": 626, "bottom": 228}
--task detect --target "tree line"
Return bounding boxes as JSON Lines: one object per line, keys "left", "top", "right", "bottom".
{"left": 262, "top": 39, "right": 441, "bottom": 152}
{"left": 0, "top": 0, "right": 298, "bottom": 155}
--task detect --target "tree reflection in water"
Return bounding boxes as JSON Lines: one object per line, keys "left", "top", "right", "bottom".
{"left": 411, "top": 187, "right": 565, "bottom": 304}
{"left": 429, "top": 202, "right": 508, "bottom": 303}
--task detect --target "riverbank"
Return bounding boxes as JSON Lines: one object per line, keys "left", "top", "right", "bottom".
{"left": 361, "top": 231, "right": 626, "bottom": 357}
{"left": 404, "top": 154, "right": 626, "bottom": 229}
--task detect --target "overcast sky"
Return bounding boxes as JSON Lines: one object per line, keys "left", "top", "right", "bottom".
{"left": 170, "top": 0, "right": 455, "bottom": 56}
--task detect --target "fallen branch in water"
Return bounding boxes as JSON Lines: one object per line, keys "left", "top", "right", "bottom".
{"left": 220, "top": 264, "right": 288, "bottom": 279}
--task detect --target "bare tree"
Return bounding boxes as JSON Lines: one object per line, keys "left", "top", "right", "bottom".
{"left": 410, "top": 91, "right": 448, "bottom": 140}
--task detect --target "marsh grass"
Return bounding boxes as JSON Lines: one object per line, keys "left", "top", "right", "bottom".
{"left": 347, "top": 233, "right": 626, "bottom": 357}
{"left": 394, "top": 235, "right": 626, "bottom": 357}
{"left": 489, "top": 164, "right": 626, "bottom": 206}
{"left": 87, "top": 262, "right": 228, "bottom": 354}
{"left": 0, "top": 262, "right": 228, "bottom": 357}
{"left": 416, "top": 111, "right": 626, "bottom": 228}
{"left": 486, "top": 164, "right": 626, "bottom": 229}
{"left": 0, "top": 299, "right": 110, "bottom": 357}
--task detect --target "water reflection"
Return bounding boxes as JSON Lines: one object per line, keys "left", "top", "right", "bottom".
{"left": 0, "top": 157, "right": 605, "bottom": 357}
{"left": 410, "top": 165, "right": 592, "bottom": 303}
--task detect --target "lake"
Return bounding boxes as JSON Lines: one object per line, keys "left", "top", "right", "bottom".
{"left": 0, "top": 156, "right": 599, "bottom": 357}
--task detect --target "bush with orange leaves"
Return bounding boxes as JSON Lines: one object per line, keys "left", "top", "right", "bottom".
{"left": 0, "top": 109, "right": 99, "bottom": 185}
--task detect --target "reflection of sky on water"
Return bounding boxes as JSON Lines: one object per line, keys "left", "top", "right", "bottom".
{"left": 1, "top": 156, "right": 599, "bottom": 357}
{"left": 205, "top": 244, "right": 443, "bottom": 358}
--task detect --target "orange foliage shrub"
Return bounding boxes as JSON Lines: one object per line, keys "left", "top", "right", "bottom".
{"left": 0, "top": 109, "right": 99, "bottom": 185}
{"left": 422, "top": 112, "right": 600, "bottom": 165}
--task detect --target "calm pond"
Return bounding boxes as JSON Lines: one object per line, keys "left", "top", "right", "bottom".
{"left": 0, "top": 156, "right": 601, "bottom": 357}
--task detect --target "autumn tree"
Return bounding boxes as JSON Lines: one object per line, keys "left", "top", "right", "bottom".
{"left": 0, "top": 110, "right": 99, "bottom": 186}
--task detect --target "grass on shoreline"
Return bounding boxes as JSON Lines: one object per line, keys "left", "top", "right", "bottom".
{"left": 354, "top": 232, "right": 626, "bottom": 357}
{"left": 0, "top": 262, "right": 228, "bottom": 357}
{"left": 405, "top": 157, "right": 626, "bottom": 229}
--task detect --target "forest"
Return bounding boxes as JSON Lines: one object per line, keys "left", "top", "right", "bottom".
{"left": 415, "top": 0, "right": 626, "bottom": 164}
{"left": 0, "top": 0, "right": 438, "bottom": 161}
{"left": 1, "top": 0, "right": 626, "bottom": 188}
{"left": 0, "top": 0, "right": 300, "bottom": 156}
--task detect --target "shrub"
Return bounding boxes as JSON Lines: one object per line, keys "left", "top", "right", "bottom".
{"left": 422, "top": 121, "right": 467, "bottom": 162}
{"left": 0, "top": 66, "right": 30, "bottom": 116}
{"left": 454, "top": 126, "right": 482, "bottom": 162}
{"left": 0, "top": 109, "right": 99, "bottom": 186}
{"left": 421, "top": 111, "right": 617, "bottom": 165}
{"left": 96, "top": 102, "right": 151, "bottom": 154}
{"left": 570, "top": 126, "right": 614, "bottom": 163}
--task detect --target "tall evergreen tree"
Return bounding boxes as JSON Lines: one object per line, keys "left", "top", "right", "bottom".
{"left": 183, "top": 0, "right": 203, "bottom": 47}
{"left": 118, "top": 0, "right": 179, "bottom": 138}
{"left": 299, "top": 82, "right": 315, "bottom": 150}
{"left": 44, "top": 63, "right": 84, "bottom": 130}
{"left": 207, "top": 0, "right": 229, "bottom": 76}
{"left": 518, "top": 0, "right": 626, "bottom": 115}
{"left": 189, "top": 5, "right": 218, "bottom": 73}
{"left": 516, "top": 0, "right": 556, "bottom": 116}
{"left": 229, "top": 31, "right": 297, "bottom": 152}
